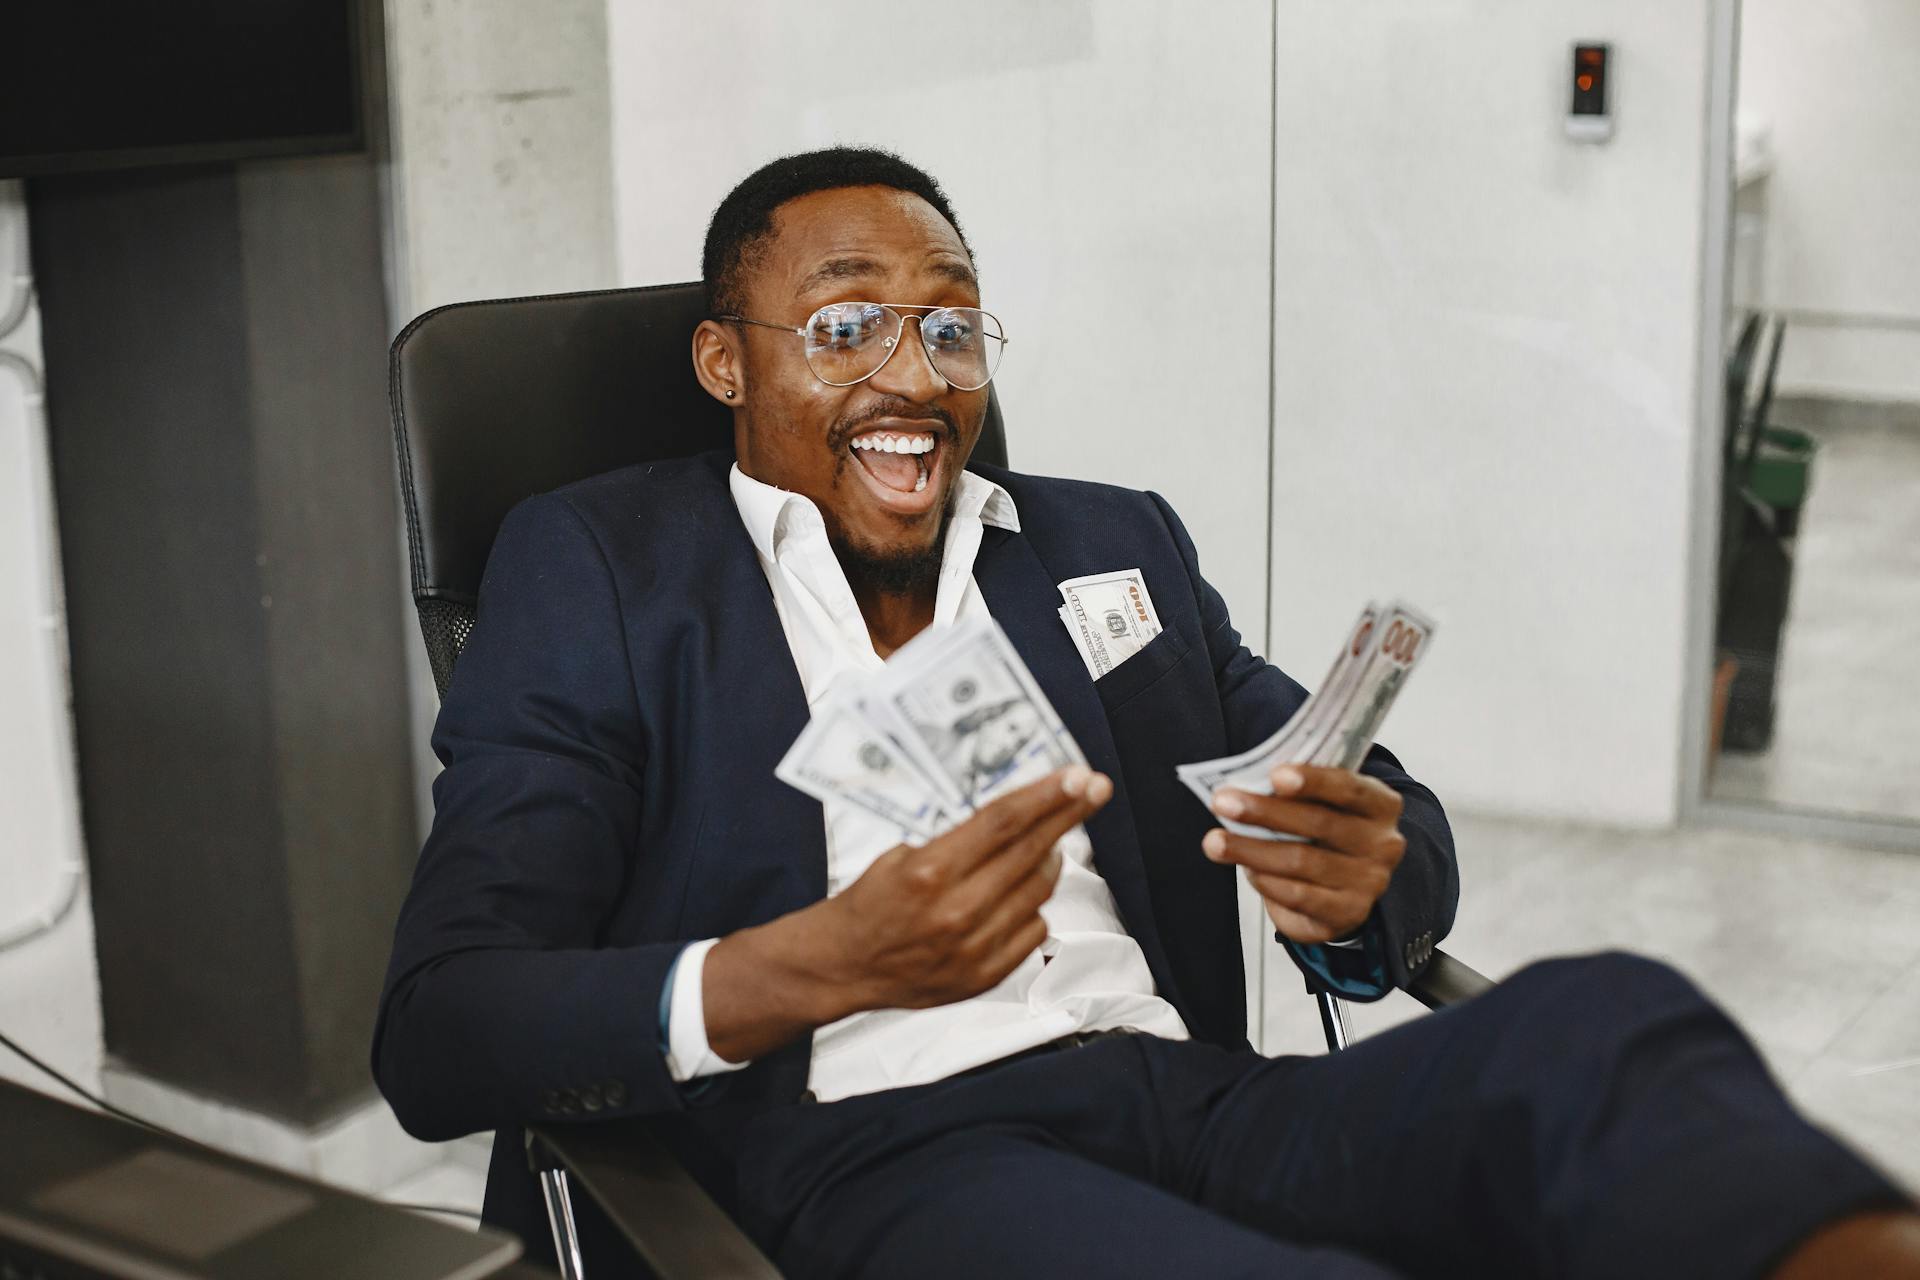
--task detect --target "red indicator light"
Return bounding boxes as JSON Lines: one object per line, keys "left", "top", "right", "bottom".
{"left": 1577, "top": 73, "right": 1594, "bottom": 91}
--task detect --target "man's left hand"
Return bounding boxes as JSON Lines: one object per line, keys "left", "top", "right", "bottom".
{"left": 1202, "top": 764, "right": 1407, "bottom": 945}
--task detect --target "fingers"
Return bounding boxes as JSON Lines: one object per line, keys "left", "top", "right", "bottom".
{"left": 1243, "top": 867, "right": 1368, "bottom": 931}
{"left": 1263, "top": 901, "right": 1350, "bottom": 946}
{"left": 971, "top": 852, "right": 1060, "bottom": 952}
{"left": 946, "top": 807, "right": 1079, "bottom": 923}
{"left": 1200, "top": 811, "right": 1400, "bottom": 944}
{"left": 977, "top": 915, "right": 1051, "bottom": 992}
{"left": 1206, "top": 790, "right": 1408, "bottom": 865}
{"left": 940, "top": 767, "right": 1109, "bottom": 876}
{"left": 1201, "top": 829, "right": 1391, "bottom": 898}
{"left": 1266, "top": 765, "right": 1403, "bottom": 820}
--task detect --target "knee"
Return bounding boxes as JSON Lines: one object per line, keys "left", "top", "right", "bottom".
{"left": 1516, "top": 950, "right": 1702, "bottom": 1009}
{"left": 1494, "top": 951, "right": 1730, "bottom": 1057}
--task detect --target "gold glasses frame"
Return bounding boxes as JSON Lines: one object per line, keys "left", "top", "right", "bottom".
{"left": 717, "top": 301, "right": 1009, "bottom": 392}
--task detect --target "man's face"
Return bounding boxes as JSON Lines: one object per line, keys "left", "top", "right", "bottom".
{"left": 723, "top": 186, "right": 988, "bottom": 575}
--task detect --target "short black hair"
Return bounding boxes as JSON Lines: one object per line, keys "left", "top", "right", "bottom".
{"left": 701, "top": 146, "right": 972, "bottom": 318}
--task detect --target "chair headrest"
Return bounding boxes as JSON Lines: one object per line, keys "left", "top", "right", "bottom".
{"left": 388, "top": 281, "right": 1008, "bottom": 604}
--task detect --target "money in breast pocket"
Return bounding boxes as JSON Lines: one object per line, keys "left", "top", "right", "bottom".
{"left": 1056, "top": 568, "right": 1163, "bottom": 680}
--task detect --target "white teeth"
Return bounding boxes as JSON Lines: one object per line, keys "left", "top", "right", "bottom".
{"left": 852, "top": 433, "right": 934, "bottom": 454}
{"left": 913, "top": 469, "right": 927, "bottom": 492}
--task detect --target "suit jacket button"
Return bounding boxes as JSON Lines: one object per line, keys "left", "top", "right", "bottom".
{"left": 604, "top": 1079, "right": 628, "bottom": 1108}
{"left": 541, "top": 1090, "right": 562, "bottom": 1114}
{"left": 559, "top": 1090, "right": 580, "bottom": 1116}
{"left": 579, "top": 1085, "right": 604, "bottom": 1113}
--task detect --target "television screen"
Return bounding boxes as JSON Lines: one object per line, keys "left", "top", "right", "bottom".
{"left": 0, "top": 2, "right": 364, "bottom": 177}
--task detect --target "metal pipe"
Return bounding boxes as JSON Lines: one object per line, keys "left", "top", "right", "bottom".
{"left": 540, "top": 1168, "right": 587, "bottom": 1280}
{"left": 1315, "top": 990, "right": 1352, "bottom": 1053}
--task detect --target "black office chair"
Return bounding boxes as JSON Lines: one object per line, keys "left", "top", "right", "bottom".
{"left": 387, "top": 281, "right": 1493, "bottom": 1278}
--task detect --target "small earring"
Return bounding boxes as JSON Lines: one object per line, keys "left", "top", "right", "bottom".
{"left": 725, "top": 389, "right": 736, "bottom": 399}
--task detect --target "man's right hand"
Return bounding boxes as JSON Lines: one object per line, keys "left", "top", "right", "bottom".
{"left": 701, "top": 766, "right": 1113, "bottom": 1066}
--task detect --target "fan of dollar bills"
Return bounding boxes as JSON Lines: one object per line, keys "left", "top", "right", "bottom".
{"left": 776, "top": 614, "right": 1090, "bottom": 841}
{"left": 1176, "top": 601, "right": 1435, "bottom": 837}
{"left": 774, "top": 600, "right": 1434, "bottom": 845}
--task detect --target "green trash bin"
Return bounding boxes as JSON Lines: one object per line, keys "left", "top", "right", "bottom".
{"left": 1749, "top": 423, "right": 1818, "bottom": 537}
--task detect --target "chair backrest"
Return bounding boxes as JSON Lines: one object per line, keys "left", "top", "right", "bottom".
{"left": 387, "top": 281, "right": 1009, "bottom": 697}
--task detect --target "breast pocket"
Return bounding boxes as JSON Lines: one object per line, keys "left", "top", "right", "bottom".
{"left": 1094, "top": 627, "right": 1194, "bottom": 715}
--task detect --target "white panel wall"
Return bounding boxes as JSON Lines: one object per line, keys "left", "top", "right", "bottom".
{"left": 606, "top": 0, "right": 1275, "bottom": 634}
{"left": 1739, "top": 0, "right": 1920, "bottom": 401}
{"left": 0, "top": 182, "right": 102, "bottom": 1096}
{"left": 1268, "top": 2, "right": 1712, "bottom": 825}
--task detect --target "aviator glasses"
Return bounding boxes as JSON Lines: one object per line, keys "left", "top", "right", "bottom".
{"left": 719, "top": 301, "right": 1008, "bottom": 391}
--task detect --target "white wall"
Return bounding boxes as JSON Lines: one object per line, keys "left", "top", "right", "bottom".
{"left": 606, "top": 0, "right": 1276, "bottom": 636}
{"left": 1738, "top": 0, "right": 1920, "bottom": 401}
{"left": 1268, "top": 2, "right": 1713, "bottom": 826}
{"left": 0, "top": 181, "right": 103, "bottom": 1097}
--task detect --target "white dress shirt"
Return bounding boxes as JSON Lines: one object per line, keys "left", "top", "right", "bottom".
{"left": 661, "top": 464, "right": 1189, "bottom": 1102}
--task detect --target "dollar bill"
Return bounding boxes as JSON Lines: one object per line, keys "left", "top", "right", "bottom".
{"left": 1307, "top": 602, "right": 1434, "bottom": 770}
{"left": 869, "top": 614, "right": 1086, "bottom": 810}
{"left": 1174, "top": 605, "right": 1376, "bottom": 815}
{"left": 1056, "top": 568, "right": 1162, "bottom": 679}
{"left": 776, "top": 614, "right": 1087, "bottom": 831}
{"left": 1176, "top": 600, "right": 1434, "bottom": 836}
{"left": 774, "top": 694, "right": 955, "bottom": 839}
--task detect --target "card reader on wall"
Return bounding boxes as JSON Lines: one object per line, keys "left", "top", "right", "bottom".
{"left": 1566, "top": 43, "right": 1612, "bottom": 142}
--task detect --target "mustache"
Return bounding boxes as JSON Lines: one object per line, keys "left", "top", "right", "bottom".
{"left": 827, "top": 399, "right": 959, "bottom": 453}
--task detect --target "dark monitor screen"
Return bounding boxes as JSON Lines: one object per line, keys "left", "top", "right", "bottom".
{"left": 0, "top": 2, "right": 364, "bottom": 177}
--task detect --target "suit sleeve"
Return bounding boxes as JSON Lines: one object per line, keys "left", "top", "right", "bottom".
{"left": 372, "top": 494, "right": 687, "bottom": 1140}
{"left": 1145, "top": 492, "right": 1459, "bottom": 1002}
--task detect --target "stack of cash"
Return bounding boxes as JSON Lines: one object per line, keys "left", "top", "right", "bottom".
{"left": 1176, "top": 602, "right": 1435, "bottom": 838}
{"left": 776, "top": 614, "right": 1088, "bottom": 842}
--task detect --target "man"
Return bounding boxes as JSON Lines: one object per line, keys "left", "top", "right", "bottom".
{"left": 375, "top": 148, "right": 1917, "bottom": 1278}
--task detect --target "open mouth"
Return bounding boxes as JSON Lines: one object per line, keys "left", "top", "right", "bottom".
{"left": 847, "top": 426, "right": 942, "bottom": 511}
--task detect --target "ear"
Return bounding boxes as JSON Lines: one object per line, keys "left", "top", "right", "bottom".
{"left": 692, "top": 319, "right": 744, "bottom": 407}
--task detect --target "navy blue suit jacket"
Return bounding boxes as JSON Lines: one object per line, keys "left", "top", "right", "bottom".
{"left": 373, "top": 449, "right": 1457, "bottom": 1244}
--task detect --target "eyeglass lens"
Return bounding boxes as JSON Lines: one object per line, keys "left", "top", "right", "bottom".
{"left": 803, "top": 302, "right": 1005, "bottom": 390}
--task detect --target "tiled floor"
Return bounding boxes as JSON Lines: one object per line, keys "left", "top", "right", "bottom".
{"left": 1712, "top": 395, "right": 1920, "bottom": 823}
{"left": 1262, "top": 811, "right": 1920, "bottom": 1194}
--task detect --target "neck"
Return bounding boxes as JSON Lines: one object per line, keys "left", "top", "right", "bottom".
{"left": 854, "top": 585, "right": 936, "bottom": 659}
{"left": 830, "top": 511, "right": 953, "bottom": 658}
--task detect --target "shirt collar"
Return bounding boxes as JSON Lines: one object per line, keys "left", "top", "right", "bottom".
{"left": 729, "top": 462, "right": 1020, "bottom": 564}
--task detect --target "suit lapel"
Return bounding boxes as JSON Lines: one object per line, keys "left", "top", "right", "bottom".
{"left": 973, "top": 525, "right": 1186, "bottom": 1010}
{"left": 694, "top": 488, "right": 828, "bottom": 919}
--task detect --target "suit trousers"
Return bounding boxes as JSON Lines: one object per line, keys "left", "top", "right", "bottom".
{"left": 732, "top": 953, "right": 1903, "bottom": 1280}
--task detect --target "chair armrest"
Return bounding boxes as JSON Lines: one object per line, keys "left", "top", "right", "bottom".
{"left": 528, "top": 1121, "right": 782, "bottom": 1280}
{"left": 1407, "top": 949, "right": 1495, "bottom": 1011}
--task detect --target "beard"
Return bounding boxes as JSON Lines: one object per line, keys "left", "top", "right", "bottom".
{"left": 830, "top": 509, "right": 951, "bottom": 599}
